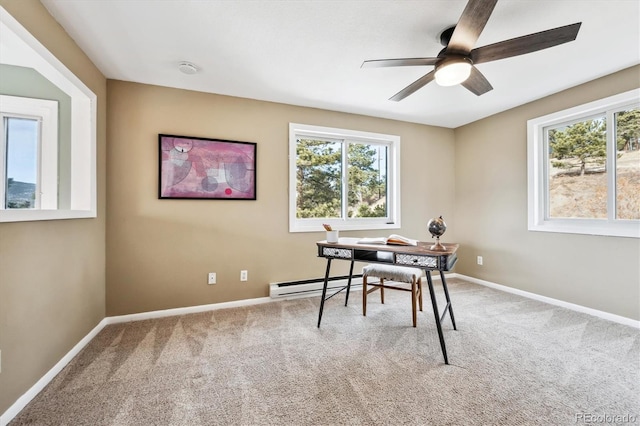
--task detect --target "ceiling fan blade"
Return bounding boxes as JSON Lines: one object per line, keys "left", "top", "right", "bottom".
{"left": 461, "top": 66, "right": 493, "bottom": 96}
{"left": 447, "top": 0, "right": 498, "bottom": 54}
{"left": 389, "top": 70, "right": 436, "bottom": 101}
{"left": 471, "top": 22, "right": 582, "bottom": 64}
{"left": 361, "top": 58, "right": 439, "bottom": 68}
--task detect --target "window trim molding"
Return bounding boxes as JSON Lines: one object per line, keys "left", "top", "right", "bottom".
{"left": 289, "top": 122, "right": 401, "bottom": 233}
{"left": 527, "top": 88, "right": 640, "bottom": 238}
{"left": 0, "top": 6, "right": 97, "bottom": 222}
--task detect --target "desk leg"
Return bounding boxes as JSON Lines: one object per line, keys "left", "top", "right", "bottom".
{"left": 344, "top": 260, "right": 355, "bottom": 306}
{"left": 440, "top": 270, "right": 457, "bottom": 330}
{"left": 317, "top": 258, "right": 332, "bottom": 328}
{"left": 426, "top": 271, "right": 449, "bottom": 365}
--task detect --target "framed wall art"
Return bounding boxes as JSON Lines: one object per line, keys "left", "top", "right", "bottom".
{"left": 159, "top": 134, "right": 257, "bottom": 200}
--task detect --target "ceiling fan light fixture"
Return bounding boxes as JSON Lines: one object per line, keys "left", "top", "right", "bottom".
{"left": 434, "top": 57, "right": 472, "bottom": 86}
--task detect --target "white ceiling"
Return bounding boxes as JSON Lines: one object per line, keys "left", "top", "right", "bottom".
{"left": 41, "top": 0, "right": 640, "bottom": 128}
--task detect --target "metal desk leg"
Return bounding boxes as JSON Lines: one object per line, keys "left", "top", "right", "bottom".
{"left": 344, "top": 260, "right": 355, "bottom": 306}
{"left": 317, "top": 258, "right": 332, "bottom": 328}
{"left": 440, "top": 270, "right": 457, "bottom": 330}
{"left": 426, "top": 271, "right": 449, "bottom": 364}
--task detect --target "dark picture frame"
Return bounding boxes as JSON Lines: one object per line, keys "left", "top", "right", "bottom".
{"left": 159, "top": 134, "right": 256, "bottom": 200}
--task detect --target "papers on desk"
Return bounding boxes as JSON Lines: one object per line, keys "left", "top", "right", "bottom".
{"left": 357, "top": 234, "right": 418, "bottom": 246}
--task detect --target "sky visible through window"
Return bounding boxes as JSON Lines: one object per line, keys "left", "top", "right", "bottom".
{"left": 6, "top": 117, "right": 38, "bottom": 184}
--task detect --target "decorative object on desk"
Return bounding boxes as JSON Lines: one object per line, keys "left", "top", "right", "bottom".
{"left": 326, "top": 230, "right": 339, "bottom": 243}
{"left": 427, "top": 215, "right": 447, "bottom": 251}
{"left": 357, "top": 234, "right": 418, "bottom": 246}
{"left": 159, "top": 134, "right": 256, "bottom": 200}
{"left": 323, "top": 224, "right": 339, "bottom": 243}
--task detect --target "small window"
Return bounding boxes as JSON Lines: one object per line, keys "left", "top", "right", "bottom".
{"left": 289, "top": 123, "right": 400, "bottom": 232}
{"left": 528, "top": 89, "right": 640, "bottom": 238}
{"left": 1, "top": 95, "right": 58, "bottom": 210}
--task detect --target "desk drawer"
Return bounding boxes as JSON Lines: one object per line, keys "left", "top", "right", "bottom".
{"left": 395, "top": 254, "right": 438, "bottom": 268}
{"left": 321, "top": 247, "right": 353, "bottom": 259}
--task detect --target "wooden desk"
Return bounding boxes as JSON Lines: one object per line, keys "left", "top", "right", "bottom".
{"left": 316, "top": 237, "right": 458, "bottom": 364}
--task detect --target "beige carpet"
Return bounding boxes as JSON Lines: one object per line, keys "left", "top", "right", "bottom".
{"left": 10, "top": 278, "right": 640, "bottom": 425}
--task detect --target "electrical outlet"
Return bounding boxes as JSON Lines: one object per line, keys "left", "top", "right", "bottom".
{"left": 208, "top": 272, "right": 216, "bottom": 284}
{"left": 477, "top": 256, "right": 483, "bottom": 266}
{"left": 240, "top": 270, "right": 248, "bottom": 281}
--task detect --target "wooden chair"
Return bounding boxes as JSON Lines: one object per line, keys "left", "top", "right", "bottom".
{"left": 362, "top": 264, "right": 423, "bottom": 327}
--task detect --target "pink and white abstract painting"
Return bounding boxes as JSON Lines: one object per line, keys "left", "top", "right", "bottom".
{"left": 159, "top": 134, "right": 256, "bottom": 200}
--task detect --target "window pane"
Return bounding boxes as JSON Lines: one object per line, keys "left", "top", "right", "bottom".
{"left": 295, "top": 138, "right": 342, "bottom": 218}
{"left": 5, "top": 117, "right": 39, "bottom": 209}
{"left": 547, "top": 116, "right": 607, "bottom": 219}
{"left": 615, "top": 108, "right": 640, "bottom": 220}
{"left": 347, "top": 142, "right": 387, "bottom": 218}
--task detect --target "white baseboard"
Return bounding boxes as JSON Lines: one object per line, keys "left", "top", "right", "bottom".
{"left": 105, "top": 297, "right": 273, "bottom": 324}
{"left": 0, "top": 296, "right": 272, "bottom": 426}
{"left": 456, "top": 274, "right": 640, "bottom": 329}
{"left": 0, "top": 318, "right": 109, "bottom": 426}
{"left": 3, "top": 275, "right": 637, "bottom": 425}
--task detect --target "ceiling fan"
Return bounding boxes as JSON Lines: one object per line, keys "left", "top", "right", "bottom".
{"left": 362, "top": 0, "right": 581, "bottom": 101}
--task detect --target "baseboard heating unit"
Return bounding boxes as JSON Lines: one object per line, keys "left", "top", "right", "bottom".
{"left": 269, "top": 275, "right": 364, "bottom": 300}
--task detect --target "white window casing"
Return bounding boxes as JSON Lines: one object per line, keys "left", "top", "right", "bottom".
{"left": 0, "top": 6, "right": 97, "bottom": 222}
{"left": 1, "top": 95, "right": 58, "bottom": 210}
{"left": 289, "top": 123, "right": 401, "bottom": 233}
{"left": 527, "top": 88, "right": 640, "bottom": 238}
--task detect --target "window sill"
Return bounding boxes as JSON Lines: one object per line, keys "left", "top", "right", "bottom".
{"left": 290, "top": 219, "right": 400, "bottom": 233}
{"left": 0, "top": 209, "right": 97, "bottom": 223}
{"left": 528, "top": 219, "right": 640, "bottom": 238}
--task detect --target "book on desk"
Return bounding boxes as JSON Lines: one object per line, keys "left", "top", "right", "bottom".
{"left": 357, "top": 234, "right": 418, "bottom": 246}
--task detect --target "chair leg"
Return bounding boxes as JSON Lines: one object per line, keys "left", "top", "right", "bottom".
{"left": 362, "top": 274, "right": 368, "bottom": 317}
{"left": 361, "top": 271, "right": 423, "bottom": 328}
{"left": 411, "top": 277, "right": 417, "bottom": 327}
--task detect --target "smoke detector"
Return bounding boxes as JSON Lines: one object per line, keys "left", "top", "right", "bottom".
{"left": 178, "top": 62, "right": 198, "bottom": 75}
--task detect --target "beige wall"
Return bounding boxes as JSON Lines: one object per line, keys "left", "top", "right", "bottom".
{"left": 106, "top": 80, "right": 456, "bottom": 315}
{"left": 454, "top": 65, "right": 640, "bottom": 321}
{"left": 0, "top": 0, "right": 107, "bottom": 415}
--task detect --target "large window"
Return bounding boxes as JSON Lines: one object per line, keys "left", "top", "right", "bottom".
{"left": 289, "top": 123, "right": 400, "bottom": 232}
{"left": 528, "top": 89, "right": 640, "bottom": 238}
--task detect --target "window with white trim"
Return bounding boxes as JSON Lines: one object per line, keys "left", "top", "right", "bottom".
{"left": 1, "top": 95, "right": 58, "bottom": 210}
{"left": 0, "top": 6, "right": 97, "bottom": 222}
{"left": 289, "top": 123, "right": 400, "bottom": 232}
{"left": 527, "top": 89, "right": 640, "bottom": 238}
